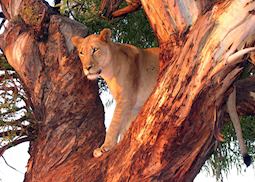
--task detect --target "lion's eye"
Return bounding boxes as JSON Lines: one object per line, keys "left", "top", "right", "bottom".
{"left": 92, "top": 47, "right": 99, "bottom": 54}
{"left": 79, "top": 51, "right": 84, "bottom": 57}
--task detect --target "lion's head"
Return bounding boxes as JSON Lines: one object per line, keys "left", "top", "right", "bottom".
{"left": 72, "top": 29, "right": 112, "bottom": 80}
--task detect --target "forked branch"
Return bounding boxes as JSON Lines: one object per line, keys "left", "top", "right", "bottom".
{"left": 0, "top": 136, "right": 32, "bottom": 156}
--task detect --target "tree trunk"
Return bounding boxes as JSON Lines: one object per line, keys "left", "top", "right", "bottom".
{"left": 0, "top": 0, "right": 255, "bottom": 181}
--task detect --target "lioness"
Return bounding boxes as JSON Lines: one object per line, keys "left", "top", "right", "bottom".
{"left": 72, "top": 29, "right": 159, "bottom": 157}
{"left": 72, "top": 29, "right": 251, "bottom": 166}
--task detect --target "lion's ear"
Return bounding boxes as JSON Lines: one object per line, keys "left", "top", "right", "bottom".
{"left": 99, "top": 28, "right": 111, "bottom": 42}
{"left": 71, "top": 36, "right": 83, "bottom": 47}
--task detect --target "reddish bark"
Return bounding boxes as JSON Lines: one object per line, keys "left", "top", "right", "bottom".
{"left": 99, "top": 0, "right": 141, "bottom": 18}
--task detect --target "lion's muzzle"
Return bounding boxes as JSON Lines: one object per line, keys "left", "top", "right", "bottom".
{"left": 83, "top": 68, "right": 102, "bottom": 80}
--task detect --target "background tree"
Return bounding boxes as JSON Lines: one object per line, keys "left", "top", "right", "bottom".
{"left": 0, "top": 52, "right": 36, "bottom": 156}
{"left": 0, "top": 0, "right": 254, "bottom": 181}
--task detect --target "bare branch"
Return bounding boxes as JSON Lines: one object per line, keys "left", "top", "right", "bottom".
{"left": 112, "top": 1, "right": 141, "bottom": 18}
{"left": 0, "top": 136, "right": 32, "bottom": 156}
{"left": 0, "top": 116, "right": 30, "bottom": 126}
{"left": 0, "top": 106, "right": 27, "bottom": 117}
{"left": 0, "top": 129, "right": 28, "bottom": 138}
{"left": 1, "top": 156, "right": 24, "bottom": 174}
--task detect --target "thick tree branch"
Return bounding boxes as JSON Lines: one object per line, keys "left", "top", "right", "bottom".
{"left": 99, "top": 0, "right": 141, "bottom": 18}
{"left": 140, "top": 0, "right": 228, "bottom": 43}
{"left": 111, "top": 0, "right": 141, "bottom": 18}
{"left": 99, "top": 0, "right": 123, "bottom": 18}
{"left": 140, "top": 0, "right": 208, "bottom": 42}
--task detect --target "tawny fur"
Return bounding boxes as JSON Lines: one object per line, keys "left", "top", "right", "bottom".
{"left": 72, "top": 29, "right": 159, "bottom": 157}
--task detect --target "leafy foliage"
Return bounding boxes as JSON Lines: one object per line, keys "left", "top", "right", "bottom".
{"left": 0, "top": 54, "right": 35, "bottom": 155}
{"left": 240, "top": 60, "right": 255, "bottom": 79}
{"left": 0, "top": 54, "right": 13, "bottom": 70}
{"left": 59, "top": 0, "right": 157, "bottom": 48}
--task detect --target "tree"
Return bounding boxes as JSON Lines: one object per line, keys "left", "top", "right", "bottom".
{"left": 0, "top": 0, "right": 254, "bottom": 181}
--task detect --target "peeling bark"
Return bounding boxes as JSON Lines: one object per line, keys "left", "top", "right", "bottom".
{"left": 0, "top": 0, "right": 255, "bottom": 181}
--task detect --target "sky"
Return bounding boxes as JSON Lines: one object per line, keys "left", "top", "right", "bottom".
{"left": 0, "top": 0, "right": 255, "bottom": 181}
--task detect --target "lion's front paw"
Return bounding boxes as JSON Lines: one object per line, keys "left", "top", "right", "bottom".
{"left": 93, "top": 145, "right": 112, "bottom": 158}
{"left": 93, "top": 148, "right": 103, "bottom": 158}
